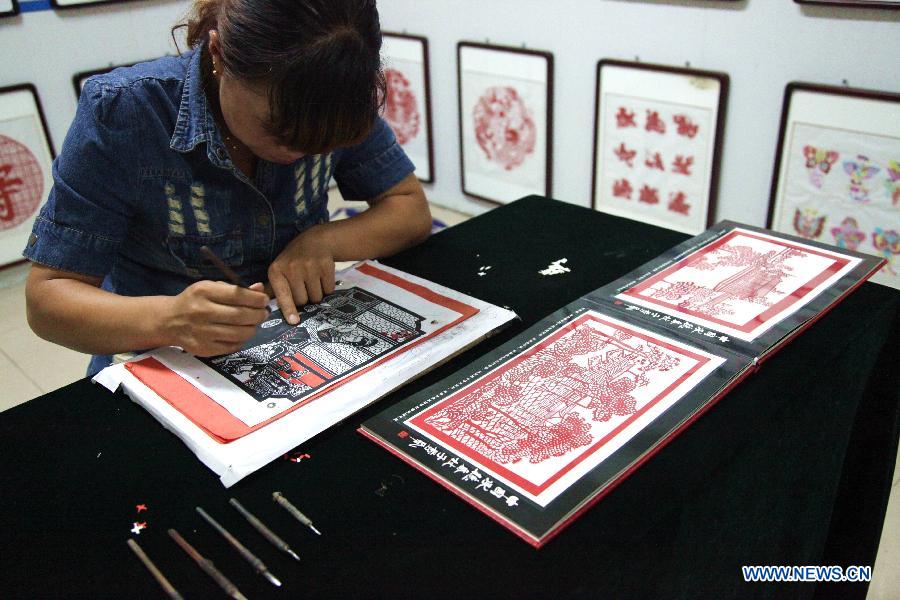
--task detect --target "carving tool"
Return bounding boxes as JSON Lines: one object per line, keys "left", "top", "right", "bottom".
{"left": 126, "top": 538, "right": 184, "bottom": 600}
{"left": 272, "top": 491, "right": 322, "bottom": 536}
{"left": 229, "top": 498, "right": 300, "bottom": 561}
{"left": 168, "top": 528, "right": 248, "bottom": 600}
{"left": 201, "top": 245, "right": 272, "bottom": 315}
{"left": 196, "top": 506, "right": 282, "bottom": 587}
{"left": 200, "top": 245, "right": 248, "bottom": 288}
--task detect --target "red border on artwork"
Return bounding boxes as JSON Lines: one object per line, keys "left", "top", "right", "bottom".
{"left": 620, "top": 230, "right": 851, "bottom": 333}
{"left": 408, "top": 313, "right": 712, "bottom": 497}
{"left": 125, "top": 263, "right": 479, "bottom": 443}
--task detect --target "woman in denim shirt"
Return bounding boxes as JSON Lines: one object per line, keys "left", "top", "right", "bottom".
{"left": 23, "top": 0, "right": 432, "bottom": 376}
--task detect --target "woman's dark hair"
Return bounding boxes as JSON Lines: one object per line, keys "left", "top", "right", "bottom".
{"left": 175, "top": 0, "right": 385, "bottom": 154}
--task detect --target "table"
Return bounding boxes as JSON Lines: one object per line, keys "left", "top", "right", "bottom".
{"left": 1, "top": 196, "right": 897, "bottom": 599}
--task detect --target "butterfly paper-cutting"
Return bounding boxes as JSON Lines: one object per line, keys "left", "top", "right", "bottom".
{"left": 872, "top": 228, "right": 900, "bottom": 276}
{"left": 802, "top": 145, "right": 839, "bottom": 189}
{"left": 885, "top": 160, "right": 900, "bottom": 206}
{"left": 844, "top": 155, "right": 880, "bottom": 204}
{"left": 830, "top": 217, "right": 866, "bottom": 251}
{"left": 793, "top": 208, "right": 826, "bottom": 240}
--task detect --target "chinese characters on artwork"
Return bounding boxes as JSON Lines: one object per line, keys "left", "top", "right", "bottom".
{"left": 600, "top": 92, "right": 713, "bottom": 232}
{"left": 405, "top": 435, "right": 521, "bottom": 508}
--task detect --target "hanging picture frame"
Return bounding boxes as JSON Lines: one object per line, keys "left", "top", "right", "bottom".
{"left": 0, "top": 84, "right": 56, "bottom": 270}
{"left": 794, "top": 0, "right": 900, "bottom": 9}
{"left": 591, "top": 59, "right": 728, "bottom": 236}
{"left": 51, "top": 0, "right": 138, "bottom": 8}
{"left": 458, "top": 41, "right": 553, "bottom": 205}
{"left": 0, "top": 0, "right": 20, "bottom": 19}
{"left": 767, "top": 82, "right": 900, "bottom": 290}
{"left": 381, "top": 32, "right": 434, "bottom": 184}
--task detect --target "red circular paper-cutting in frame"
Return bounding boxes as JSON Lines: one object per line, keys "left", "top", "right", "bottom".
{"left": 383, "top": 69, "right": 421, "bottom": 146}
{"left": 0, "top": 134, "right": 44, "bottom": 230}
{"left": 472, "top": 86, "right": 536, "bottom": 171}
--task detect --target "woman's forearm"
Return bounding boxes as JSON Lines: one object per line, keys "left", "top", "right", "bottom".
{"left": 318, "top": 175, "right": 432, "bottom": 261}
{"left": 26, "top": 267, "right": 174, "bottom": 355}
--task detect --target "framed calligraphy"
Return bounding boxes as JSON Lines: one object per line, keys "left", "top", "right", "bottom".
{"left": 458, "top": 42, "right": 553, "bottom": 205}
{"left": 767, "top": 82, "right": 900, "bottom": 290}
{"left": 0, "top": 84, "right": 55, "bottom": 270}
{"left": 591, "top": 59, "right": 728, "bottom": 235}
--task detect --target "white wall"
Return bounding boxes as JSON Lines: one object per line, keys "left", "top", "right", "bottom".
{"left": 0, "top": 1, "right": 190, "bottom": 152}
{"left": 377, "top": 0, "right": 900, "bottom": 225}
{"left": 2, "top": 1, "right": 898, "bottom": 227}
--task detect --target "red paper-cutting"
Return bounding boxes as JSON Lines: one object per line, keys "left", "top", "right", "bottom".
{"left": 408, "top": 313, "right": 712, "bottom": 497}
{"left": 0, "top": 136, "right": 44, "bottom": 229}
{"left": 472, "top": 86, "right": 536, "bottom": 171}
{"left": 383, "top": 68, "right": 421, "bottom": 145}
{"left": 621, "top": 230, "right": 851, "bottom": 333}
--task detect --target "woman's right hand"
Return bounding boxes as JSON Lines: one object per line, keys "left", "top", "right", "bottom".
{"left": 162, "top": 280, "right": 270, "bottom": 356}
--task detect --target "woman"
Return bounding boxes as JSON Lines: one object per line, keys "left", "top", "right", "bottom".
{"left": 23, "top": 0, "right": 432, "bottom": 376}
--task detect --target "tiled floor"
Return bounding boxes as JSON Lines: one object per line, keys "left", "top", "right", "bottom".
{"left": 0, "top": 196, "right": 896, "bottom": 597}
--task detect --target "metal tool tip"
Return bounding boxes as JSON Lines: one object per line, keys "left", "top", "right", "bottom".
{"left": 288, "top": 549, "right": 301, "bottom": 561}
{"left": 264, "top": 571, "right": 282, "bottom": 587}
{"left": 311, "top": 525, "right": 322, "bottom": 536}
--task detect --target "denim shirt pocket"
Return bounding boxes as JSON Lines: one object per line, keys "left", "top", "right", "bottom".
{"left": 166, "top": 231, "right": 244, "bottom": 279}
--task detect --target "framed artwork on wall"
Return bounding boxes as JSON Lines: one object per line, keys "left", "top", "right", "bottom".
{"left": 458, "top": 42, "right": 553, "bottom": 205}
{"left": 795, "top": 0, "right": 900, "bottom": 9}
{"left": 591, "top": 59, "right": 729, "bottom": 235}
{"left": 51, "top": 0, "right": 140, "bottom": 8}
{"left": 0, "top": 0, "right": 20, "bottom": 19}
{"left": 381, "top": 33, "right": 434, "bottom": 184}
{"left": 767, "top": 82, "right": 900, "bottom": 289}
{"left": 0, "top": 84, "right": 55, "bottom": 270}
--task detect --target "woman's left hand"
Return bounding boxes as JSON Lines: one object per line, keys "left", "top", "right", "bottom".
{"left": 268, "top": 225, "right": 336, "bottom": 324}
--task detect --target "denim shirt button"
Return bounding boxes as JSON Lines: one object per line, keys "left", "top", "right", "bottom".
{"left": 215, "top": 147, "right": 226, "bottom": 160}
{"left": 257, "top": 213, "right": 270, "bottom": 226}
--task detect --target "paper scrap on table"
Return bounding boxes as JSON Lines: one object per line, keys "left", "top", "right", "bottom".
{"left": 539, "top": 258, "right": 571, "bottom": 276}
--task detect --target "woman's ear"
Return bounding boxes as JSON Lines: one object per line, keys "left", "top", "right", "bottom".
{"left": 208, "top": 29, "right": 221, "bottom": 61}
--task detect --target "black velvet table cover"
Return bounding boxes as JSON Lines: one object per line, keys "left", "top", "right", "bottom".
{"left": 1, "top": 197, "right": 897, "bottom": 599}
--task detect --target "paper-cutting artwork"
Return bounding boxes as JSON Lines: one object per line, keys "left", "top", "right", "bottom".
{"left": 459, "top": 42, "right": 553, "bottom": 204}
{"left": 473, "top": 86, "right": 536, "bottom": 171}
{"left": 618, "top": 228, "right": 859, "bottom": 341}
{"left": 202, "top": 287, "right": 425, "bottom": 402}
{"left": 381, "top": 34, "right": 434, "bottom": 182}
{"left": 128, "top": 262, "right": 481, "bottom": 434}
{"left": 0, "top": 85, "right": 55, "bottom": 268}
{"left": 130, "top": 522, "right": 147, "bottom": 535}
{"left": 361, "top": 221, "right": 882, "bottom": 547}
{"left": 592, "top": 61, "right": 727, "bottom": 235}
{"left": 97, "top": 261, "right": 518, "bottom": 487}
{"left": 768, "top": 83, "right": 900, "bottom": 289}
{"left": 404, "top": 312, "right": 723, "bottom": 506}
{"left": 384, "top": 69, "right": 421, "bottom": 145}
{"left": 872, "top": 228, "right": 900, "bottom": 276}
{"left": 0, "top": 134, "right": 43, "bottom": 229}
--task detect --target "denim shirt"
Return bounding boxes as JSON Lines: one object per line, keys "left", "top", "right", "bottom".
{"left": 22, "top": 48, "right": 415, "bottom": 376}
